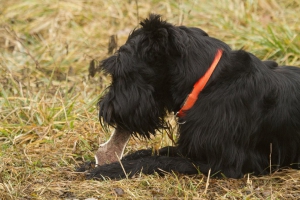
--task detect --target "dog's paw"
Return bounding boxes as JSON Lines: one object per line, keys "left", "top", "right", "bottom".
{"left": 85, "top": 163, "right": 128, "bottom": 180}
{"left": 75, "top": 161, "right": 96, "bottom": 172}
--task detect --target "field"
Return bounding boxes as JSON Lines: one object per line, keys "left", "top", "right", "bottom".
{"left": 1, "top": 0, "right": 300, "bottom": 199}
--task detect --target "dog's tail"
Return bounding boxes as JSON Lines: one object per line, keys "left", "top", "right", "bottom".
{"left": 86, "top": 149, "right": 210, "bottom": 180}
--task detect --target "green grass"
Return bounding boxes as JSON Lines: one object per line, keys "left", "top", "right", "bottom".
{"left": 0, "top": 0, "right": 300, "bottom": 199}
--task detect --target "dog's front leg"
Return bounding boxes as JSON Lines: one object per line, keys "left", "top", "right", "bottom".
{"left": 95, "top": 128, "right": 131, "bottom": 166}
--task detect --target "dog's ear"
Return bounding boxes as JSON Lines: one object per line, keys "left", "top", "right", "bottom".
{"left": 139, "top": 14, "right": 170, "bottom": 61}
{"left": 139, "top": 14, "right": 187, "bottom": 60}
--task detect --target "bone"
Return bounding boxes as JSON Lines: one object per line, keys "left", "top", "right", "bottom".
{"left": 95, "top": 128, "right": 131, "bottom": 166}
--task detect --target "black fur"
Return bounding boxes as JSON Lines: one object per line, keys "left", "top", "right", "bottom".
{"left": 90, "top": 14, "right": 300, "bottom": 179}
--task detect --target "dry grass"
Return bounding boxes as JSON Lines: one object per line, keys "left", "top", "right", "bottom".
{"left": 0, "top": 0, "right": 300, "bottom": 199}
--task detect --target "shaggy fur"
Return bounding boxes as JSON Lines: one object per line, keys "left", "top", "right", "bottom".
{"left": 88, "top": 14, "right": 300, "bottom": 179}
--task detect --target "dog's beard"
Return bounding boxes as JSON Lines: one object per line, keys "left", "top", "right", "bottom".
{"left": 98, "top": 82, "right": 169, "bottom": 138}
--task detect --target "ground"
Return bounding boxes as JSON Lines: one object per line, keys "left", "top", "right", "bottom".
{"left": 0, "top": 0, "right": 300, "bottom": 199}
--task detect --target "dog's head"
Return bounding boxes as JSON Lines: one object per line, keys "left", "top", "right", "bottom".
{"left": 98, "top": 14, "right": 227, "bottom": 137}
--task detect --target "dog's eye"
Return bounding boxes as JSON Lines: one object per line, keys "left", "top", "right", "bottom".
{"left": 119, "top": 45, "right": 132, "bottom": 54}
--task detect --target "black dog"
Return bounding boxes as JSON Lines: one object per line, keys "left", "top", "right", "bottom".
{"left": 88, "top": 14, "right": 300, "bottom": 179}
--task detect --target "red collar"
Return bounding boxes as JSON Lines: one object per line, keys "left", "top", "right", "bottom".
{"left": 177, "top": 49, "right": 223, "bottom": 118}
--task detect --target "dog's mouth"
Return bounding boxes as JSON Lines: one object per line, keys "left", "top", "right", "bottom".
{"left": 98, "top": 99, "right": 115, "bottom": 125}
